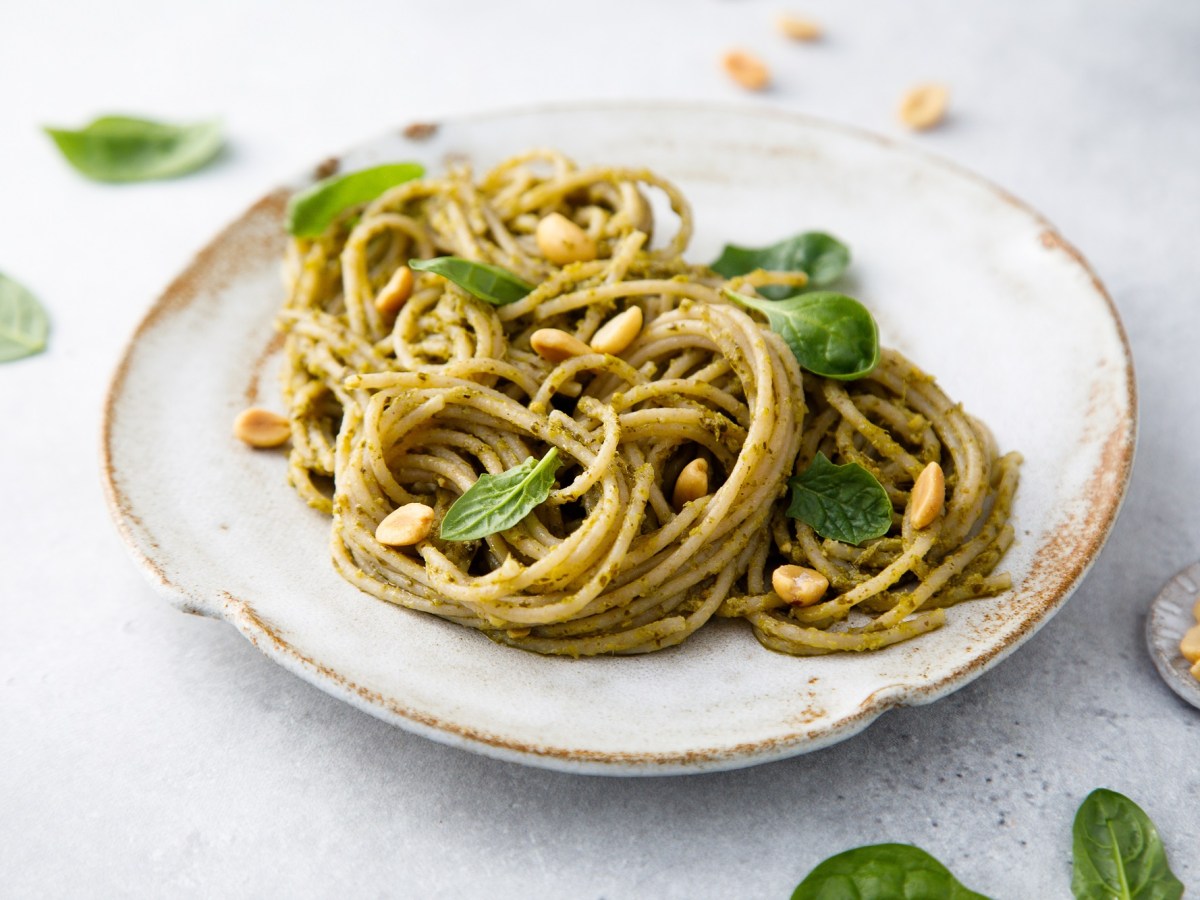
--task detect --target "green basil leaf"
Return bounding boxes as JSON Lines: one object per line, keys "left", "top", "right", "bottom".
{"left": 409, "top": 257, "right": 534, "bottom": 306}
{"left": 724, "top": 289, "right": 879, "bottom": 379}
{"left": 440, "top": 448, "right": 560, "bottom": 541}
{"left": 0, "top": 272, "right": 50, "bottom": 362}
{"left": 286, "top": 162, "right": 425, "bottom": 237}
{"left": 1071, "top": 789, "right": 1183, "bottom": 900}
{"left": 787, "top": 452, "right": 892, "bottom": 545}
{"left": 44, "top": 116, "right": 222, "bottom": 183}
{"left": 712, "top": 231, "right": 850, "bottom": 299}
{"left": 791, "top": 843, "right": 992, "bottom": 900}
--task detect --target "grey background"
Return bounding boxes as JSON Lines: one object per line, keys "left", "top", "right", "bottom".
{"left": 1, "top": 0, "right": 1196, "bottom": 896}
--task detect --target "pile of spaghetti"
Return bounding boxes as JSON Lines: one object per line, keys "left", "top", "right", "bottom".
{"left": 278, "top": 150, "right": 1020, "bottom": 657}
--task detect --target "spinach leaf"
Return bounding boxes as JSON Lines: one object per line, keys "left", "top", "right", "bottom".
{"left": 286, "top": 162, "right": 425, "bottom": 237}
{"left": 1072, "top": 789, "right": 1183, "bottom": 900}
{"left": 409, "top": 257, "right": 534, "bottom": 306}
{"left": 712, "top": 231, "right": 849, "bottom": 299}
{"left": 44, "top": 116, "right": 222, "bottom": 182}
{"left": 440, "top": 449, "right": 560, "bottom": 541}
{"left": 791, "top": 843, "right": 992, "bottom": 900}
{"left": 724, "top": 289, "right": 879, "bottom": 379}
{"left": 787, "top": 452, "right": 892, "bottom": 545}
{"left": 0, "top": 272, "right": 50, "bottom": 362}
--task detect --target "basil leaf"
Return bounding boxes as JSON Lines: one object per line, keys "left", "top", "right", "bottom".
{"left": 1071, "top": 789, "right": 1183, "bottom": 900}
{"left": 409, "top": 257, "right": 534, "bottom": 306}
{"left": 286, "top": 162, "right": 425, "bottom": 237}
{"left": 44, "top": 116, "right": 222, "bottom": 183}
{"left": 712, "top": 231, "right": 849, "bottom": 299}
{"left": 787, "top": 452, "right": 892, "bottom": 545}
{"left": 791, "top": 844, "right": 992, "bottom": 900}
{"left": 0, "top": 272, "right": 50, "bottom": 362}
{"left": 724, "top": 289, "right": 879, "bottom": 379}
{"left": 440, "top": 449, "right": 560, "bottom": 541}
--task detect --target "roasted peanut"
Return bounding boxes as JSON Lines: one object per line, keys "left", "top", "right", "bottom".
{"left": 722, "top": 50, "right": 770, "bottom": 91}
{"left": 909, "top": 461, "right": 945, "bottom": 529}
{"left": 772, "top": 565, "right": 830, "bottom": 607}
{"left": 233, "top": 408, "right": 290, "bottom": 448}
{"left": 672, "top": 458, "right": 710, "bottom": 510}
{"left": 898, "top": 84, "right": 950, "bottom": 131}
{"left": 536, "top": 212, "right": 597, "bottom": 265}
{"left": 777, "top": 14, "right": 822, "bottom": 41}
{"left": 1180, "top": 624, "right": 1200, "bottom": 664}
{"left": 590, "top": 307, "right": 643, "bottom": 356}
{"left": 376, "top": 503, "right": 435, "bottom": 547}
{"left": 374, "top": 265, "right": 414, "bottom": 317}
{"left": 1193, "top": 593, "right": 1200, "bottom": 622}
{"left": 530, "top": 328, "right": 592, "bottom": 363}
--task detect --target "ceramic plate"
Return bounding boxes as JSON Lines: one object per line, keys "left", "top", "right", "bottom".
{"left": 1146, "top": 562, "right": 1200, "bottom": 710}
{"left": 102, "top": 104, "right": 1135, "bottom": 774}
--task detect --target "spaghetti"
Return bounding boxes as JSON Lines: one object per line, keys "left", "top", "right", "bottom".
{"left": 277, "top": 150, "right": 1019, "bottom": 656}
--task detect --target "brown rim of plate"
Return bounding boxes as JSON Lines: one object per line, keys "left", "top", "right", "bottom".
{"left": 99, "top": 101, "right": 1138, "bottom": 773}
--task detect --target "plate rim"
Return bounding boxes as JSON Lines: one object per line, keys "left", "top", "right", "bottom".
{"left": 100, "top": 100, "right": 1138, "bottom": 774}
{"left": 1145, "top": 561, "right": 1200, "bottom": 711}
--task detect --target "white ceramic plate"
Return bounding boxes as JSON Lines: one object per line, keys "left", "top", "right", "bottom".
{"left": 102, "top": 104, "right": 1135, "bottom": 774}
{"left": 1146, "top": 562, "right": 1200, "bottom": 710}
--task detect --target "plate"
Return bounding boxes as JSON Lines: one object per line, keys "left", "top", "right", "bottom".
{"left": 102, "top": 103, "right": 1135, "bottom": 774}
{"left": 1146, "top": 562, "right": 1200, "bottom": 710}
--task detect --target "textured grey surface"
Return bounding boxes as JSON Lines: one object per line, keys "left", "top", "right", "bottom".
{"left": 1, "top": 0, "right": 1197, "bottom": 897}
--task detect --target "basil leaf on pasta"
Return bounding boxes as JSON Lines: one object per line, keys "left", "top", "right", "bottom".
{"left": 791, "top": 844, "right": 992, "bottom": 900}
{"left": 286, "top": 162, "right": 425, "bottom": 236}
{"left": 409, "top": 257, "right": 534, "bottom": 306}
{"left": 0, "top": 272, "right": 50, "bottom": 362}
{"left": 724, "top": 289, "right": 879, "bottom": 379}
{"left": 440, "top": 449, "right": 560, "bottom": 541}
{"left": 787, "top": 452, "right": 892, "bottom": 545}
{"left": 1071, "top": 790, "right": 1183, "bottom": 900}
{"left": 44, "top": 116, "right": 222, "bottom": 182}
{"left": 712, "top": 231, "right": 849, "bottom": 299}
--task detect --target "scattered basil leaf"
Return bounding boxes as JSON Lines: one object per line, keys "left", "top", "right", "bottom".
{"left": 791, "top": 843, "right": 992, "bottom": 900}
{"left": 712, "top": 231, "right": 850, "bottom": 299}
{"left": 787, "top": 452, "right": 892, "bottom": 545}
{"left": 0, "top": 272, "right": 50, "bottom": 362}
{"left": 440, "top": 448, "right": 560, "bottom": 541}
{"left": 286, "top": 162, "right": 425, "bottom": 237}
{"left": 409, "top": 256, "right": 534, "bottom": 306}
{"left": 43, "top": 116, "right": 222, "bottom": 183}
{"left": 1071, "top": 789, "right": 1183, "bottom": 900}
{"left": 724, "top": 289, "right": 879, "bottom": 379}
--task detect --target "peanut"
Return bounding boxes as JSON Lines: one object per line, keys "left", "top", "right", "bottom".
{"left": 590, "top": 307, "right": 643, "bottom": 356}
{"left": 898, "top": 84, "right": 950, "bottom": 131}
{"left": 722, "top": 50, "right": 770, "bottom": 91}
{"left": 1180, "top": 624, "right": 1200, "bottom": 664}
{"left": 376, "top": 503, "right": 435, "bottom": 547}
{"left": 777, "top": 14, "right": 822, "bottom": 41}
{"left": 530, "top": 328, "right": 592, "bottom": 363}
{"left": 909, "top": 461, "right": 945, "bottom": 529}
{"left": 374, "top": 265, "right": 414, "bottom": 317}
{"left": 536, "top": 212, "right": 597, "bottom": 265}
{"left": 672, "top": 458, "right": 710, "bottom": 510}
{"left": 233, "top": 408, "right": 290, "bottom": 448}
{"left": 772, "top": 565, "right": 830, "bottom": 607}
